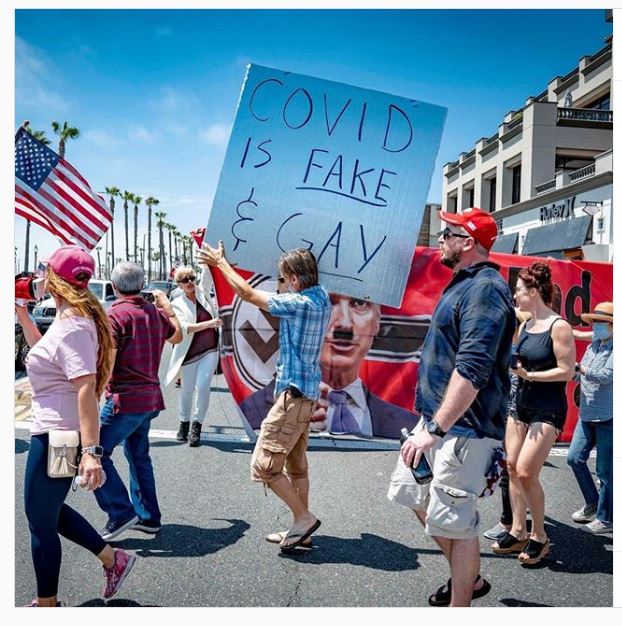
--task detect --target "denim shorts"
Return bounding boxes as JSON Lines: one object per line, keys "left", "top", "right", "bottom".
{"left": 515, "top": 406, "right": 566, "bottom": 432}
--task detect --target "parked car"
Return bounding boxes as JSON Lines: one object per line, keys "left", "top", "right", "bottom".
{"left": 140, "top": 279, "right": 174, "bottom": 302}
{"left": 15, "top": 321, "right": 28, "bottom": 370}
{"left": 32, "top": 279, "right": 116, "bottom": 332}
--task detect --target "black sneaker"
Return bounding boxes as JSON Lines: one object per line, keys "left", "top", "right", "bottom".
{"left": 132, "top": 519, "right": 161, "bottom": 534}
{"left": 176, "top": 421, "right": 190, "bottom": 442}
{"left": 100, "top": 515, "right": 139, "bottom": 541}
{"left": 189, "top": 421, "right": 202, "bottom": 447}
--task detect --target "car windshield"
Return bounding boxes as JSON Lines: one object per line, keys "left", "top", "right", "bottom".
{"left": 88, "top": 283, "right": 103, "bottom": 299}
{"left": 146, "top": 281, "right": 168, "bottom": 290}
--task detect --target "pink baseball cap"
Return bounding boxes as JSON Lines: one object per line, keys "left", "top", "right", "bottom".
{"left": 43, "top": 245, "right": 95, "bottom": 288}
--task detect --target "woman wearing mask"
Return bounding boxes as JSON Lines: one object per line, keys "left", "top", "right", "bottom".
{"left": 567, "top": 302, "right": 613, "bottom": 534}
{"left": 164, "top": 266, "right": 222, "bottom": 446}
{"left": 15, "top": 245, "right": 136, "bottom": 606}
{"left": 492, "top": 261, "right": 575, "bottom": 565}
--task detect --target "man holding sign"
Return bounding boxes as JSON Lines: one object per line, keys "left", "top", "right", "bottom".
{"left": 198, "top": 242, "right": 330, "bottom": 551}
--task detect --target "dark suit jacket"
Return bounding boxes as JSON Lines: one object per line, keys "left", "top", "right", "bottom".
{"left": 240, "top": 379, "right": 419, "bottom": 440}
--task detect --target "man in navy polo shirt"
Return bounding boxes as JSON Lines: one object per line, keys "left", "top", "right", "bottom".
{"left": 393, "top": 208, "right": 515, "bottom": 606}
{"left": 95, "top": 262, "right": 182, "bottom": 541}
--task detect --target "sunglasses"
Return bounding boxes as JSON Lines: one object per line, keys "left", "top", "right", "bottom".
{"left": 440, "top": 227, "right": 470, "bottom": 240}
{"left": 277, "top": 276, "right": 286, "bottom": 284}
{"left": 178, "top": 276, "right": 196, "bottom": 284}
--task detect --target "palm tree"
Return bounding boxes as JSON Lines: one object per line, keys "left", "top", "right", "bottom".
{"left": 25, "top": 127, "right": 51, "bottom": 145}
{"left": 132, "top": 195, "right": 142, "bottom": 263}
{"left": 172, "top": 227, "right": 180, "bottom": 262}
{"left": 166, "top": 223, "right": 174, "bottom": 272}
{"left": 121, "top": 191, "right": 134, "bottom": 261}
{"left": 155, "top": 211, "right": 167, "bottom": 279}
{"left": 51, "top": 121, "right": 80, "bottom": 159}
{"left": 105, "top": 187, "right": 120, "bottom": 269}
{"left": 144, "top": 197, "right": 159, "bottom": 280}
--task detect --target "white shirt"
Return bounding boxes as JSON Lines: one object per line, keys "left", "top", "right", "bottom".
{"left": 326, "top": 378, "right": 373, "bottom": 437}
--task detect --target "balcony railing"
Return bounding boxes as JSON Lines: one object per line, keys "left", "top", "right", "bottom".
{"left": 587, "top": 43, "right": 612, "bottom": 65}
{"left": 507, "top": 115, "right": 523, "bottom": 130}
{"left": 569, "top": 163, "right": 596, "bottom": 183}
{"left": 535, "top": 179, "right": 556, "bottom": 196}
{"left": 557, "top": 107, "right": 613, "bottom": 123}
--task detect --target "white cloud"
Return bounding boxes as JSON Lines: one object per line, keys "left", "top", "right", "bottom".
{"left": 83, "top": 129, "right": 121, "bottom": 147}
{"left": 199, "top": 124, "right": 231, "bottom": 147}
{"left": 15, "top": 37, "right": 70, "bottom": 113}
{"left": 128, "top": 125, "right": 156, "bottom": 143}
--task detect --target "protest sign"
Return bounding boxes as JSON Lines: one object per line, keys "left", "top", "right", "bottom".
{"left": 206, "top": 65, "right": 446, "bottom": 307}
{"left": 211, "top": 248, "right": 612, "bottom": 443}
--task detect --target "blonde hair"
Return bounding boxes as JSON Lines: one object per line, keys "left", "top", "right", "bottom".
{"left": 174, "top": 266, "right": 196, "bottom": 282}
{"left": 46, "top": 266, "right": 114, "bottom": 396}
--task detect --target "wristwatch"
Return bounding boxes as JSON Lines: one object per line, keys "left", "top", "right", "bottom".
{"left": 426, "top": 420, "right": 447, "bottom": 439}
{"left": 81, "top": 445, "right": 104, "bottom": 458}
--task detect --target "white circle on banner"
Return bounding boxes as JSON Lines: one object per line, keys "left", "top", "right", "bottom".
{"left": 230, "top": 274, "right": 280, "bottom": 391}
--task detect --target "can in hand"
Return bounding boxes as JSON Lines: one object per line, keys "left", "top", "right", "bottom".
{"left": 399, "top": 428, "right": 433, "bottom": 485}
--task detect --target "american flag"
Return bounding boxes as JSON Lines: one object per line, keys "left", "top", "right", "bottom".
{"left": 15, "top": 127, "right": 112, "bottom": 251}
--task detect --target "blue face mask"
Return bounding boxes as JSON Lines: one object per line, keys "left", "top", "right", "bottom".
{"left": 593, "top": 323, "right": 612, "bottom": 342}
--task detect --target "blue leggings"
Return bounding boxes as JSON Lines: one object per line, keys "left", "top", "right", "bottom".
{"left": 24, "top": 433, "right": 107, "bottom": 598}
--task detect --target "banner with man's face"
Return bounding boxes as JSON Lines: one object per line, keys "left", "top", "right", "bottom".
{"left": 211, "top": 247, "right": 612, "bottom": 442}
{"left": 206, "top": 65, "right": 446, "bottom": 308}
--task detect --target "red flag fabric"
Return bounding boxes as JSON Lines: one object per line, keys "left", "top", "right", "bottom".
{"left": 212, "top": 247, "right": 612, "bottom": 443}
{"left": 15, "top": 127, "right": 111, "bottom": 251}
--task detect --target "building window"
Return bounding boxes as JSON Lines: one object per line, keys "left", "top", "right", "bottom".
{"left": 511, "top": 165, "right": 521, "bottom": 204}
{"left": 489, "top": 177, "right": 497, "bottom": 212}
{"left": 468, "top": 188, "right": 475, "bottom": 207}
{"left": 585, "top": 92, "right": 610, "bottom": 110}
{"left": 447, "top": 195, "right": 458, "bottom": 213}
{"left": 555, "top": 155, "right": 595, "bottom": 172}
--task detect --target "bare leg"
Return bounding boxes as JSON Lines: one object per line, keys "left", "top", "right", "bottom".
{"left": 35, "top": 595, "right": 58, "bottom": 607}
{"left": 516, "top": 422, "right": 558, "bottom": 543}
{"left": 504, "top": 419, "right": 530, "bottom": 541}
{"left": 268, "top": 475, "right": 317, "bottom": 547}
{"left": 413, "top": 509, "right": 485, "bottom": 598}
{"left": 449, "top": 537, "right": 480, "bottom": 607}
{"left": 97, "top": 545, "right": 116, "bottom": 569}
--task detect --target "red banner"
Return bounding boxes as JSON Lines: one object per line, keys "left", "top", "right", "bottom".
{"left": 212, "top": 247, "right": 612, "bottom": 442}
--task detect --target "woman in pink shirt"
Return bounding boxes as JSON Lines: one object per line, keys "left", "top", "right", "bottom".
{"left": 16, "top": 245, "right": 136, "bottom": 606}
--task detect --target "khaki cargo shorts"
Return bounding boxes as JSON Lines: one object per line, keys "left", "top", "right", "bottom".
{"left": 250, "top": 389, "right": 316, "bottom": 484}
{"left": 388, "top": 419, "right": 501, "bottom": 539}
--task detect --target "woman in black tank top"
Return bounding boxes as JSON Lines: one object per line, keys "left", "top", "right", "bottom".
{"left": 492, "top": 262, "right": 575, "bottom": 566}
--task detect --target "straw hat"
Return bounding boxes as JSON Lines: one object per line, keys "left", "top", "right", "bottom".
{"left": 581, "top": 301, "right": 613, "bottom": 324}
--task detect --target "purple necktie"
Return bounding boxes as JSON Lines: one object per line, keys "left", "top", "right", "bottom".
{"left": 328, "top": 390, "right": 361, "bottom": 435}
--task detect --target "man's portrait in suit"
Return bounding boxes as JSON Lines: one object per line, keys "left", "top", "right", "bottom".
{"left": 240, "top": 293, "right": 419, "bottom": 439}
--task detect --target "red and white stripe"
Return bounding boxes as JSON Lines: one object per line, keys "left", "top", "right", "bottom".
{"left": 15, "top": 158, "right": 111, "bottom": 252}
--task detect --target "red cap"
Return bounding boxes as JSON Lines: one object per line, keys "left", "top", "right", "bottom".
{"left": 439, "top": 207, "right": 498, "bottom": 251}
{"left": 43, "top": 245, "right": 95, "bottom": 288}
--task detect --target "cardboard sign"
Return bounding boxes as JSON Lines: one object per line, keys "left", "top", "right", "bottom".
{"left": 207, "top": 64, "right": 446, "bottom": 307}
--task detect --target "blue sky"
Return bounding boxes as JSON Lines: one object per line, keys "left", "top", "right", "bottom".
{"left": 14, "top": 8, "right": 612, "bottom": 266}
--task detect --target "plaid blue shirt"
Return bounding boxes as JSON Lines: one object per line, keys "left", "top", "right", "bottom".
{"left": 267, "top": 284, "right": 331, "bottom": 401}
{"left": 579, "top": 339, "right": 613, "bottom": 422}
{"left": 415, "top": 262, "right": 515, "bottom": 440}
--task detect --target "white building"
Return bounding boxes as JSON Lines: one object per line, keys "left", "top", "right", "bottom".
{"left": 440, "top": 29, "right": 612, "bottom": 262}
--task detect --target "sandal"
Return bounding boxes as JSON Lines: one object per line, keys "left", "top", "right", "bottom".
{"left": 518, "top": 538, "right": 550, "bottom": 565}
{"left": 492, "top": 532, "right": 528, "bottom": 555}
{"left": 428, "top": 575, "right": 491, "bottom": 606}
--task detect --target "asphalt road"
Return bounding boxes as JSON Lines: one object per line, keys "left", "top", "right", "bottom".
{"left": 14, "top": 346, "right": 613, "bottom": 607}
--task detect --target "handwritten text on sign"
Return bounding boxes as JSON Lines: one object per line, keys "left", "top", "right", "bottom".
{"left": 206, "top": 65, "right": 446, "bottom": 307}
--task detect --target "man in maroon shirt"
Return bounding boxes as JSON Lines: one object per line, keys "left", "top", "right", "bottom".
{"left": 94, "top": 262, "right": 182, "bottom": 541}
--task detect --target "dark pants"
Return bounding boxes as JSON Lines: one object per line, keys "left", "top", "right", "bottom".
{"left": 94, "top": 398, "right": 161, "bottom": 525}
{"left": 24, "top": 434, "right": 107, "bottom": 598}
{"left": 499, "top": 470, "right": 512, "bottom": 526}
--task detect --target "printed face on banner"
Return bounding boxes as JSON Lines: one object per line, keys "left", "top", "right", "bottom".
{"left": 206, "top": 65, "right": 447, "bottom": 307}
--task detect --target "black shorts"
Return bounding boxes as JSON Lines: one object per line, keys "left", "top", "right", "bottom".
{"left": 515, "top": 407, "right": 566, "bottom": 432}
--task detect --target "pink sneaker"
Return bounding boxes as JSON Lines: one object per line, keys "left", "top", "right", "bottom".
{"left": 102, "top": 549, "right": 136, "bottom": 600}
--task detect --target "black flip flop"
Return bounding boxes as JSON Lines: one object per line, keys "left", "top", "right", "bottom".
{"left": 265, "top": 531, "right": 313, "bottom": 549}
{"left": 280, "top": 519, "right": 321, "bottom": 552}
{"left": 428, "top": 575, "right": 491, "bottom": 606}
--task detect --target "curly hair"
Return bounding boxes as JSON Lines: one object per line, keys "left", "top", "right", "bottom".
{"left": 46, "top": 266, "right": 114, "bottom": 396}
{"left": 518, "top": 261, "right": 553, "bottom": 305}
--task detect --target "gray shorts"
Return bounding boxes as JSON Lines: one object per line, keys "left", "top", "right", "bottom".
{"left": 388, "top": 419, "right": 501, "bottom": 539}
